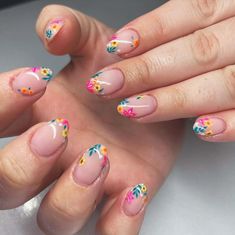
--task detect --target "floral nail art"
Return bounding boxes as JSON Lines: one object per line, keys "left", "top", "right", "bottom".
{"left": 193, "top": 117, "right": 214, "bottom": 137}
{"left": 79, "top": 144, "right": 108, "bottom": 168}
{"left": 125, "top": 184, "right": 148, "bottom": 204}
{"left": 117, "top": 96, "right": 144, "bottom": 118}
{"left": 13, "top": 67, "right": 53, "bottom": 96}
{"left": 107, "top": 34, "right": 139, "bottom": 54}
{"left": 86, "top": 71, "right": 104, "bottom": 94}
{"left": 45, "top": 19, "right": 64, "bottom": 40}
{"left": 49, "top": 118, "right": 70, "bottom": 138}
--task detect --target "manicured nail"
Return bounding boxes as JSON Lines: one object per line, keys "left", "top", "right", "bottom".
{"left": 107, "top": 29, "right": 139, "bottom": 55}
{"left": 12, "top": 67, "right": 53, "bottom": 96}
{"left": 86, "top": 70, "right": 124, "bottom": 95}
{"left": 45, "top": 18, "right": 64, "bottom": 41}
{"left": 117, "top": 95, "right": 157, "bottom": 118}
{"left": 123, "top": 184, "right": 148, "bottom": 216}
{"left": 193, "top": 117, "right": 226, "bottom": 137}
{"left": 73, "top": 144, "right": 109, "bottom": 186}
{"left": 31, "top": 118, "right": 69, "bottom": 157}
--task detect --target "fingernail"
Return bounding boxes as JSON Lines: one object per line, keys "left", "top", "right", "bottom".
{"left": 123, "top": 184, "right": 148, "bottom": 216}
{"left": 117, "top": 95, "right": 157, "bottom": 118}
{"left": 86, "top": 70, "right": 124, "bottom": 95}
{"left": 193, "top": 117, "right": 226, "bottom": 137}
{"left": 12, "top": 67, "right": 53, "bottom": 96}
{"left": 73, "top": 144, "right": 109, "bottom": 186}
{"left": 45, "top": 18, "right": 64, "bottom": 41}
{"left": 31, "top": 118, "right": 69, "bottom": 157}
{"left": 107, "top": 29, "right": 139, "bottom": 55}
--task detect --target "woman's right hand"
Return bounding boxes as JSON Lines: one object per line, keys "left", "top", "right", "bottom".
{"left": 0, "top": 5, "right": 184, "bottom": 235}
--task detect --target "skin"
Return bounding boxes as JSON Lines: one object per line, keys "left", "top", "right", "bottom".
{"left": 0, "top": 5, "right": 184, "bottom": 235}
{"left": 96, "top": 0, "right": 235, "bottom": 142}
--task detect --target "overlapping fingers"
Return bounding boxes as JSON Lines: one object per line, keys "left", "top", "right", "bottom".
{"left": 0, "top": 66, "right": 53, "bottom": 137}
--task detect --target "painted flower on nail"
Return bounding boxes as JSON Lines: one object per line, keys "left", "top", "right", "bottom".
{"left": 125, "top": 184, "right": 148, "bottom": 204}
{"left": 117, "top": 98, "right": 137, "bottom": 118}
{"left": 45, "top": 19, "right": 64, "bottom": 40}
{"left": 49, "top": 118, "right": 70, "bottom": 138}
{"left": 193, "top": 117, "right": 213, "bottom": 137}
{"left": 86, "top": 71, "right": 104, "bottom": 94}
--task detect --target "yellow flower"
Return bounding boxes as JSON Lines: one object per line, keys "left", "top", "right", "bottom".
{"left": 62, "top": 129, "right": 68, "bottom": 138}
{"left": 204, "top": 120, "right": 212, "bottom": 127}
{"left": 133, "top": 39, "right": 139, "bottom": 48}
{"left": 141, "top": 185, "right": 147, "bottom": 193}
{"left": 79, "top": 156, "right": 86, "bottom": 166}
{"left": 94, "top": 84, "right": 101, "bottom": 92}
{"left": 101, "top": 146, "right": 107, "bottom": 155}
{"left": 117, "top": 105, "right": 123, "bottom": 113}
{"left": 52, "top": 24, "right": 59, "bottom": 30}
{"left": 41, "top": 68, "right": 50, "bottom": 76}
{"left": 111, "top": 40, "right": 118, "bottom": 47}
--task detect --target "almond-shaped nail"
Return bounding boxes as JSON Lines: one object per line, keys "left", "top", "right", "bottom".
{"left": 117, "top": 95, "right": 157, "bottom": 118}
{"left": 86, "top": 70, "right": 124, "bottom": 95}
{"left": 193, "top": 117, "right": 226, "bottom": 137}
{"left": 30, "top": 118, "right": 69, "bottom": 157}
{"left": 73, "top": 144, "right": 109, "bottom": 186}
{"left": 45, "top": 18, "right": 64, "bottom": 41}
{"left": 107, "top": 29, "right": 139, "bottom": 55}
{"left": 123, "top": 184, "right": 148, "bottom": 216}
{"left": 12, "top": 67, "right": 53, "bottom": 96}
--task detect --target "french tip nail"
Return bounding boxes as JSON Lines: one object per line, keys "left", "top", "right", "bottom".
{"left": 45, "top": 18, "right": 65, "bottom": 41}
{"left": 12, "top": 66, "right": 53, "bottom": 96}
{"left": 73, "top": 144, "right": 109, "bottom": 186}
{"left": 193, "top": 117, "right": 226, "bottom": 137}
{"left": 123, "top": 183, "right": 148, "bottom": 216}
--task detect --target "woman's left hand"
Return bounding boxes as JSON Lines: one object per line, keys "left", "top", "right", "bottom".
{"left": 87, "top": 0, "right": 235, "bottom": 142}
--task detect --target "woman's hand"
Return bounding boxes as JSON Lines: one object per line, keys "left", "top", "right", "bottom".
{"left": 86, "top": 0, "right": 235, "bottom": 142}
{"left": 0, "top": 5, "right": 183, "bottom": 235}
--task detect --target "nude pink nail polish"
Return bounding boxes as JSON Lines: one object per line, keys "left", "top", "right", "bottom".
{"left": 193, "top": 117, "right": 226, "bottom": 137}
{"left": 45, "top": 18, "right": 64, "bottom": 41}
{"left": 30, "top": 118, "right": 69, "bottom": 157}
{"left": 73, "top": 144, "right": 109, "bottom": 186}
{"left": 86, "top": 70, "right": 124, "bottom": 95}
{"left": 107, "top": 29, "right": 139, "bottom": 55}
{"left": 117, "top": 95, "right": 157, "bottom": 118}
{"left": 12, "top": 67, "right": 53, "bottom": 96}
{"left": 123, "top": 184, "right": 148, "bottom": 216}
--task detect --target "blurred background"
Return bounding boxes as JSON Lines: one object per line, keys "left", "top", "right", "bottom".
{"left": 0, "top": 0, "right": 234, "bottom": 235}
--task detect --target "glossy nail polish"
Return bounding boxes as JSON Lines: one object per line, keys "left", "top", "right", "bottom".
{"left": 107, "top": 29, "right": 139, "bottom": 55}
{"left": 86, "top": 70, "right": 124, "bottom": 95}
{"left": 12, "top": 67, "right": 53, "bottom": 96}
{"left": 73, "top": 144, "right": 109, "bottom": 186}
{"left": 31, "top": 118, "right": 69, "bottom": 157}
{"left": 45, "top": 18, "right": 64, "bottom": 41}
{"left": 123, "top": 184, "right": 148, "bottom": 216}
{"left": 193, "top": 117, "right": 226, "bottom": 137}
{"left": 117, "top": 95, "right": 157, "bottom": 118}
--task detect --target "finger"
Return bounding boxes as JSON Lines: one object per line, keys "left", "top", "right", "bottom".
{"left": 0, "top": 66, "right": 53, "bottom": 137}
{"left": 0, "top": 118, "right": 69, "bottom": 209}
{"left": 193, "top": 110, "right": 235, "bottom": 142}
{"left": 96, "top": 184, "right": 148, "bottom": 235}
{"left": 116, "top": 64, "right": 235, "bottom": 122}
{"left": 106, "top": 0, "right": 235, "bottom": 57}
{"left": 37, "top": 144, "right": 109, "bottom": 235}
{"left": 87, "top": 16, "right": 235, "bottom": 97}
{"left": 36, "top": 4, "right": 115, "bottom": 61}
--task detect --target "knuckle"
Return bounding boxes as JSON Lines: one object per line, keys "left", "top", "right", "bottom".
{"left": 169, "top": 87, "right": 188, "bottom": 109}
{"left": 191, "top": 30, "right": 219, "bottom": 65}
{"left": 131, "top": 56, "right": 153, "bottom": 88}
{"left": 192, "top": 0, "right": 218, "bottom": 20}
{"left": 222, "top": 65, "right": 235, "bottom": 100}
{"left": 0, "top": 156, "right": 31, "bottom": 189}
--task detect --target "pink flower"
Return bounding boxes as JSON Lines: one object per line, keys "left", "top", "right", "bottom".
{"left": 111, "top": 35, "right": 117, "bottom": 40}
{"left": 101, "top": 155, "right": 108, "bottom": 168}
{"left": 86, "top": 80, "right": 95, "bottom": 93}
{"left": 125, "top": 191, "right": 134, "bottom": 204}
{"left": 123, "top": 108, "right": 136, "bottom": 118}
{"left": 62, "top": 119, "right": 70, "bottom": 129}
{"left": 198, "top": 118, "right": 209, "bottom": 126}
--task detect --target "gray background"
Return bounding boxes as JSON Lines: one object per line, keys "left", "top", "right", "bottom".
{"left": 0, "top": 0, "right": 235, "bottom": 235}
